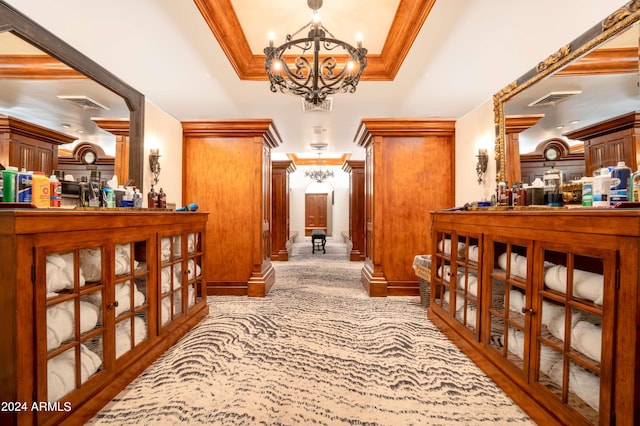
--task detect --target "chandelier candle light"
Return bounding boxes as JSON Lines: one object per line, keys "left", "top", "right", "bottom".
{"left": 264, "top": 0, "right": 368, "bottom": 105}
{"left": 305, "top": 166, "right": 334, "bottom": 183}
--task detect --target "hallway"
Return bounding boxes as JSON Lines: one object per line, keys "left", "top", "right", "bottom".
{"left": 88, "top": 239, "right": 533, "bottom": 425}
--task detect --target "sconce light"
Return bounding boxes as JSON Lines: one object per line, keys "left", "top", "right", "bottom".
{"left": 149, "top": 148, "right": 161, "bottom": 185}
{"left": 476, "top": 148, "right": 488, "bottom": 184}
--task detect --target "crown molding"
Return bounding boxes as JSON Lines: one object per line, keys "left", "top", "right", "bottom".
{"left": 194, "top": 0, "right": 435, "bottom": 81}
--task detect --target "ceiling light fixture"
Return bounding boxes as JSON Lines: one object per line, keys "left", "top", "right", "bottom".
{"left": 264, "top": 0, "right": 368, "bottom": 105}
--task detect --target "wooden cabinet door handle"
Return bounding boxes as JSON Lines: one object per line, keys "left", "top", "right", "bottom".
{"left": 521, "top": 307, "right": 535, "bottom": 315}
{"left": 107, "top": 301, "right": 119, "bottom": 310}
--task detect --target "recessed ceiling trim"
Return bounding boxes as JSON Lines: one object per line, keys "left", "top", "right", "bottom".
{"left": 194, "top": 0, "right": 436, "bottom": 81}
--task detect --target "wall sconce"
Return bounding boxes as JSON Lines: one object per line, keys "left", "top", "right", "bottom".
{"left": 149, "top": 148, "right": 161, "bottom": 185}
{"left": 476, "top": 148, "right": 488, "bottom": 184}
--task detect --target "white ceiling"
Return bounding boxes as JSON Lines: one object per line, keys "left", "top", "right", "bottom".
{"left": 0, "top": 0, "right": 630, "bottom": 158}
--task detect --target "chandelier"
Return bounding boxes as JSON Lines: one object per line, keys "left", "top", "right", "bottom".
{"left": 263, "top": 0, "right": 368, "bottom": 105}
{"left": 305, "top": 167, "right": 334, "bottom": 183}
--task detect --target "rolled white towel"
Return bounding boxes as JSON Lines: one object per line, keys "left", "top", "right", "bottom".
{"left": 437, "top": 239, "right": 466, "bottom": 258}
{"left": 175, "top": 260, "right": 202, "bottom": 282}
{"left": 504, "top": 327, "right": 525, "bottom": 359}
{"left": 187, "top": 233, "right": 196, "bottom": 254}
{"left": 548, "top": 311, "right": 583, "bottom": 342}
{"left": 47, "top": 344, "right": 102, "bottom": 401}
{"left": 572, "top": 320, "right": 602, "bottom": 362}
{"left": 46, "top": 302, "right": 75, "bottom": 351}
{"left": 468, "top": 245, "right": 480, "bottom": 262}
{"left": 79, "top": 248, "right": 101, "bottom": 282}
{"left": 541, "top": 301, "right": 565, "bottom": 327}
{"left": 438, "top": 265, "right": 452, "bottom": 282}
{"left": 46, "top": 252, "right": 83, "bottom": 293}
{"left": 442, "top": 290, "right": 465, "bottom": 313}
{"left": 508, "top": 289, "right": 526, "bottom": 313}
{"left": 115, "top": 244, "right": 139, "bottom": 276}
{"left": 498, "top": 252, "right": 528, "bottom": 279}
{"left": 161, "top": 297, "right": 172, "bottom": 325}
{"left": 161, "top": 237, "right": 172, "bottom": 261}
{"left": 114, "top": 317, "right": 148, "bottom": 358}
{"left": 548, "top": 361, "right": 600, "bottom": 411}
{"left": 544, "top": 265, "right": 604, "bottom": 305}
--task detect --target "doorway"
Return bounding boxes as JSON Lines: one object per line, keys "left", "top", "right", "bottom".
{"left": 305, "top": 193, "right": 327, "bottom": 236}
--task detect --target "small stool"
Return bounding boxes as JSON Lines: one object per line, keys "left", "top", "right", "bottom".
{"left": 311, "top": 230, "right": 326, "bottom": 254}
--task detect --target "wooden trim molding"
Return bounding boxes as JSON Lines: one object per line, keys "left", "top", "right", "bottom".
{"left": 288, "top": 153, "right": 350, "bottom": 166}
{"left": 354, "top": 118, "right": 456, "bottom": 147}
{"left": 182, "top": 119, "right": 282, "bottom": 148}
{"left": 557, "top": 47, "right": 638, "bottom": 76}
{"left": 0, "top": 114, "right": 76, "bottom": 145}
{"left": 0, "top": 54, "right": 87, "bottom": 79}
{"left": 193, "top": 0, "right": 436, "bottom": 81}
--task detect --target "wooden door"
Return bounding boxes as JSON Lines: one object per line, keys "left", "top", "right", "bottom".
{"left": 305, "top": 193, "right": 327, "bottom": 236}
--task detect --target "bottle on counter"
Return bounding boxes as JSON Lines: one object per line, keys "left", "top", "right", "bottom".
{"left": 49, "top": 174, "right": 61, "bottom": 207}
{"left": 2, "top": 166, "right": 18, "bottom": 202}
{"left": 610, "top": 161, "right": 631, "bottom": 205}
{"left": 32, "top": 171, "right": 50, "bottom": 208}
{"left": 147, "top": 185, "right": 157, "bottom": 208}
{"left": 133, "top": 189, "right": 143, "bottom": 208}
{"left": 157, "top": 188, "right": 167, "bottom": 209}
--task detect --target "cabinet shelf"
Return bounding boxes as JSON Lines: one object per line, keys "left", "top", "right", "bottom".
{"left": 0, "top": 210, "right": 209, "bottom": 425}
{"left": 429, "top": 210, "right": 639, "bottom": 425}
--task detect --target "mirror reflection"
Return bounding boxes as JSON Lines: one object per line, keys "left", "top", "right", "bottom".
{"left": 495, "top": 3, "right": 640, "bottom": 186}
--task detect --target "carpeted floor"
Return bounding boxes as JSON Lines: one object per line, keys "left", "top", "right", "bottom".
{"left": 88, "top": 239, "right": 534, "bottom": 425}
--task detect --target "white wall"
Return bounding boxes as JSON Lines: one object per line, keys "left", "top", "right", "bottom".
{"left": 289, "top": 165, "right": 350, "bottom": 241}
{"left": 143, "top": 101, "right": 183, "bottom": 208}
{"left": 455, "top": 99, "right": 496, "bottom": 206}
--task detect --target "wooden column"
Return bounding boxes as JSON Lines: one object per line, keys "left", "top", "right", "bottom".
{"left": 354, "top": 118, "right": 456, "bottom": 297}
{"left": 342, "top": 160, "right": 365, "bottom": 261}
{"left": 271, "top": 160, "right": 295, "bottom": 261}
{"left": 182, "top": 119, "right": 282, "bottom": 297}
{"left": 504, "top": 115, "right": 544, "bottom": 185}
{"left": 92, "top": 118, "right": 131, "bottom": 185}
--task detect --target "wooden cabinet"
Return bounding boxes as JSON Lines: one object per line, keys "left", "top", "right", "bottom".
{"left": 0, "top": 115, "right": 76, "bottom": 176}
{"left": 271, "top": 160, "right": 295, "bottom": 261}
{"left": 429, "top": 210, "right": 639, "bottom": 425}
{"left": 0, "top": 210, "right": 208, "bottom": 425}
{"left": 182, "top": 119, "right": 281, "bottom": 297}
{"left": 342, "top": 160, "right": 365, "bottom": 261}
{"left": 565, "top": 111, "right": 640, "bottom": 176}
{"left": 354, "top": 118, "right": 455, "bottom": 297}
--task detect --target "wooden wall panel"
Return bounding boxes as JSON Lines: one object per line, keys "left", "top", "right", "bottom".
{"left": 271, "top": 160, "right": 294, "bottom": 261}
{"left": 343, "top": 160, "right": 365, "bottom": 261}
{"left": 354, "top": 118, "right": 455, "bottom": 297}
{"left": 182, "top": 119, "right": 281, "bottom": 297}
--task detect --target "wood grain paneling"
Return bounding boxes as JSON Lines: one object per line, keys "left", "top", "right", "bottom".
{"left": 354, "top": 118, "right": 455, "bottom": 297}
{"left": 343, "top": 160, "right": 365, "bottom": 261}
{"left": 182, "top": 119, "right": 281, "bottom": 297}
{"left": 271, "top": 160, "right": 295, "bottom": 261}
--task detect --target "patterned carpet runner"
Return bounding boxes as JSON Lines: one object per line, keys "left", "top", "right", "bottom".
{"left": 88, "top": 239, "right": 534, "bottom": 425}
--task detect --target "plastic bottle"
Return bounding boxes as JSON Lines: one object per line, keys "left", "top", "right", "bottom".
{"left": 610, "top": 161, "right": 631, "bottom": 205}
{"left": 49, "top": 174, "right": 61, "bottom": 207}
{"left": 581, "top": 177, "right": 594, "bottom": 207}
{"left": 630, "top": 168, "right": 640, "bottom": 202}
{"left": 133, "top": 189, "right": 143, "bottom": 208}
{"left": 593, "top": 172, "right": 611, "bottom": 207}
{"left": 32, "top": 171, "right": 50, "bottom": 208}
{"left": 17, "top": 170, "right": 32, "bottom": 203}
{"left": 2, "top": 166, "right": 19, "bottom": 202}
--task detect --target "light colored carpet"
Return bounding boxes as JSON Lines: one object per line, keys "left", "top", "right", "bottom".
{"left": 88, "top": 239, "right": 534, "bottom": 425}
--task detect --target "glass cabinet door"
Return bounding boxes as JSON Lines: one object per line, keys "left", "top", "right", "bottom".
{"left": 36, "top": 246, "right": 106, "bottom": 407}
{"left": 183, "top": 232, "right": 204, "bottom": 310}
{"left": 111, "top": 240, "right": 150, "bottom": 360}
{"left": 159, "top": 233, "right": 185, "bottom": 327}
{"left": 432, "top": 230, "right": 482, "bottom": 338}
{"left": 486, "top": 238, "right": 530, "bottom": 374}
{"left": 532, "top": 245, "right": 615, "bottom": 425}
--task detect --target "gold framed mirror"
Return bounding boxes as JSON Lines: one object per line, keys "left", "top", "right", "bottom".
{"left": 494, "top": 0, "right": 640, "bottom": 185}
{"left": 0, "top": 0, "right": 145, "bottom": 186}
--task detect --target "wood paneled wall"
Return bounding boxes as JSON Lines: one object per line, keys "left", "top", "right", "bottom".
{"left": 342, "top": 160, "right": 365, "bottom": 261}
{"left": 182, "top": 119, "right": 281, "bottom": 297}
{"left": 354, "top": 118, "right": 456, "bottom": 297}
{"left": 271, "top": 160, "right": 295, "bottom": 261}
